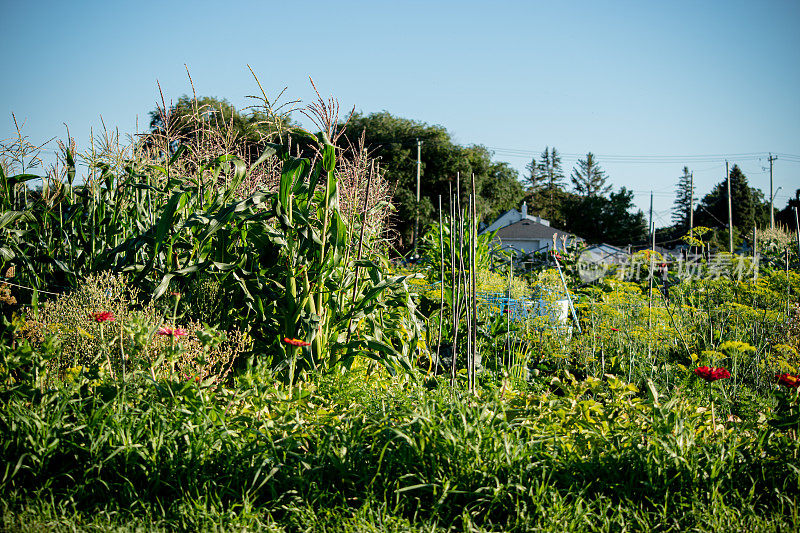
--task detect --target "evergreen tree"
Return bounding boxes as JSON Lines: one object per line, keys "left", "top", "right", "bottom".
{"left": 529, "top": 146, "right": 566, "bottom": 221}
{"left": 538, "top": 147, "right": 565, "bottom": 193}
{"left": 776, "top": 189, "right": 800, "bottom": 228}
{"left": 524, "top": 157, "right": 545, "bottom": 192}
{"left": 570, "top": 152, "right": 611, "bottom": 197}
{"left": 671, "top": 166, "right": 695, "bottom": 230}
{"left": 696, "top": 164, "right": 767, "bottom": 234}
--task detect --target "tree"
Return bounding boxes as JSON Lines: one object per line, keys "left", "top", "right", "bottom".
{"left": 147, "top": 95, "right": 290, "bottom": 163}
{"left": 695, "top": 164, "right": 767, "bottom": 234}
{"left": 343, "top": 112, "right": 524, "bottom": 251}
{"left": 524, "top": 157, "right": 544, "bottom": 192}
{"left": 538, "top": 147, "right": 565, "bottom": 192}
{"left": 570, "top": 152, "right": 611, "bottom": 197}
{"left": 482, "top": 161, "right": 526, "bottom": 223}
{"left": 539, "top": 147, "right": 565, "bottom": 214}
{"left": 521, "top": 146, "right": 568, "bottom": 226}
{"left": 671, "top": 166, "right": 695, "bottom": 230}
{"left": 561, "top": 187, "right": 647, "bottom": 245}
{"left": 776, "top": 189, "right": 800, "bottom": 228}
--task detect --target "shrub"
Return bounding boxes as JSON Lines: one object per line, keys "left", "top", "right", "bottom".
{"left": 17, "top": 272, "right": 249, "bottom": 385}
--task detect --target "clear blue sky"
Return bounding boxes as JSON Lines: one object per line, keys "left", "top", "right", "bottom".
{"left": 2, "top": 0, "right": 799, "bottom": 227}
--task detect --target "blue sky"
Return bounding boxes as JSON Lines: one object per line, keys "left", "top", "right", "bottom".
{"left": 2, "top": 0, "right": 799, "bottom": 227}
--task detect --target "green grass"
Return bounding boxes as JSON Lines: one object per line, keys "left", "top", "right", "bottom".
{"left": 1, "top": 359, "right": 798, "bottom": 532}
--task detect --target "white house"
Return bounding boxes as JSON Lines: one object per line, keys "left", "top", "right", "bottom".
{"left": 581, "top": 243, "right": 630, "bottom": 265}
{"left": 481, "top": 202, "right": 578, "bottom": 254}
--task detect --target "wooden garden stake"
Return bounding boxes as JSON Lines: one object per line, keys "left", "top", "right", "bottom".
{"left": 471, "top": 173, "right": 478, "bottom": 392}
{"left": 436, "top": 195, "right": 444, "bottom": 374}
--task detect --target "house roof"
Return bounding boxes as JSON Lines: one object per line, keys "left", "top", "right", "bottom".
{"left": 585, "top": 243, "right": 629, "bottom": 254}
{"left": 495, "top": 219, "right": 575, "bottom": 241}
{"left": 481, "top": 204, "right": 550, "bottom": 234}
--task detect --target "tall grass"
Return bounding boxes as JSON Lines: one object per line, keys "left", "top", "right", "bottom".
{"left": 2, "top": 339, "right": 798, "bottom": 531}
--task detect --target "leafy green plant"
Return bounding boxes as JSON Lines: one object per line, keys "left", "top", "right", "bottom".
{"left": 94, "top": 130, "right": 425, "bottom": 384}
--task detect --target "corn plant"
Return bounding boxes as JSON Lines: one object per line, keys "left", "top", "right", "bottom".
{"left": 99, "top": 131, "right": 425, "bottom": 384}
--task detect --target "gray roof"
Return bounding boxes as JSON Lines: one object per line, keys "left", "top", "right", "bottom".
{"left": 494, "top": 219, "right": 575, "bottom": 241}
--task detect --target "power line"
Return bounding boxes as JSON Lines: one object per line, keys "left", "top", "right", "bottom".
{"left": 486, "top": 148, "right": 800, "bottom": 164}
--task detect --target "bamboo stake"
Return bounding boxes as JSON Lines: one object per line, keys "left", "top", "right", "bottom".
{"left": 436, "top": 195, "right": 444, "bottom": 374}
{"left": 471, "top": 173, "right": 478, "bottom": 391}
{"left": 450, "top": 183, "right": 456, "bottom": 352}
{"left": 467, "top": 194, "right": 473, "bottom": 392}
{"left": 450, "top": 177, "right": 459, "bottom": 386}
{"left": 507, "top": 253, "right": 512, "bottom": 370}
{"left": 648, "top": 221, "right": 654, "bottom": 378}
{"left": 455, "top": 187, "right": 467, "bottom": 388}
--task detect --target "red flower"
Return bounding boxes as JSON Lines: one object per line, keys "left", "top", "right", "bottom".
{"left": 283, "top": 337, "right": 311, "bottom": 347}
{"left": 610, "top": 327, "right": 620, "bottom": 332}
{"left": 91, "top": 311, "right": 115, "bottom": 323}
{"left": 776, "top": 373, "right": 800, "bottom": 389}
{"left": 694, "top": 366, "right": 731, "bottom": 382}
{"left": 157, "top": 326, "right": 188, "bottom": 338}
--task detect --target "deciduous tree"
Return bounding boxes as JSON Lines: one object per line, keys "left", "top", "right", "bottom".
{"left": 343, "top": 112, "right": 524, "bottom": 252}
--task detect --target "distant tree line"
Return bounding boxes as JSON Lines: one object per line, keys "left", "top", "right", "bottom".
{"left": 522, "top": 147, "right": 647, "bottom": 246}
{"left": 669, "top": 164, "right": 795, "bottom": 249}
{"left": 341, "top": 112, "right": 525, "bottom": 251}
{"left": 145, "top": 97, "right": 795, "bottom": 253}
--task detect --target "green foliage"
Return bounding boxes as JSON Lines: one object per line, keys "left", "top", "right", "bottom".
{"left": 570, "top": 152, "right": 611, "bottom": 197}
{"left": 16, "top": 273, "right": 248, "bottom": 386}
{"left": 695, "top": 164, "right": 769, "bottom": 239}
{"left": 419, "top": 214, "right": 503, "bottom": 284}
{"left": 562, "top": 186, "right": 647, "bottom": 245}
{"left": 775, "top": 187, "right": 800, "bottom": 228}
{"left": 4, "top": 88, "right": 800, "bottom": 532}
{"left": 344, "top": 112, "right": 524, "bottom": 251}
{"left": 672, "top": 166, "right": 696, "bottom": 230}
{"left": 1, "top": 347, "right": 798, "bottom": 530}
{"left": 3, "top": 122, "right": 424, "bottom": 384}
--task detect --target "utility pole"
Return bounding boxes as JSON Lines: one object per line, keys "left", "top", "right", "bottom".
{"left": 769, "top": 154, "right": 778, "bottom": 230}
{"left": 726, "top": 160, "right": 733, "bottom": 253}
{"left": 649, "top": 190, "right": 654, "bottom": 247}
{"left": 688, "top": 172, "right": 694, "bottom": 233}
{"left": 413, "top": 138, "right": 422, "bottom": 258}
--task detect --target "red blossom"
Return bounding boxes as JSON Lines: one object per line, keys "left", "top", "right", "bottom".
{"left": 283, "top": 337, "right": 311, "bottom": 347}
{"left": 91, "top": 311, "right": 115, "bottom": 323}
{"left": 776, "top": 373, "right": 800, "bottom": 389}
{"left": 694, "top": 366, "right": 731, "bottom": 382}
{"left": 157, "top": 326, "right": 188, "bottom": 338}
{"left": 610, "top": 327, "right": 620, "bottom": 332}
